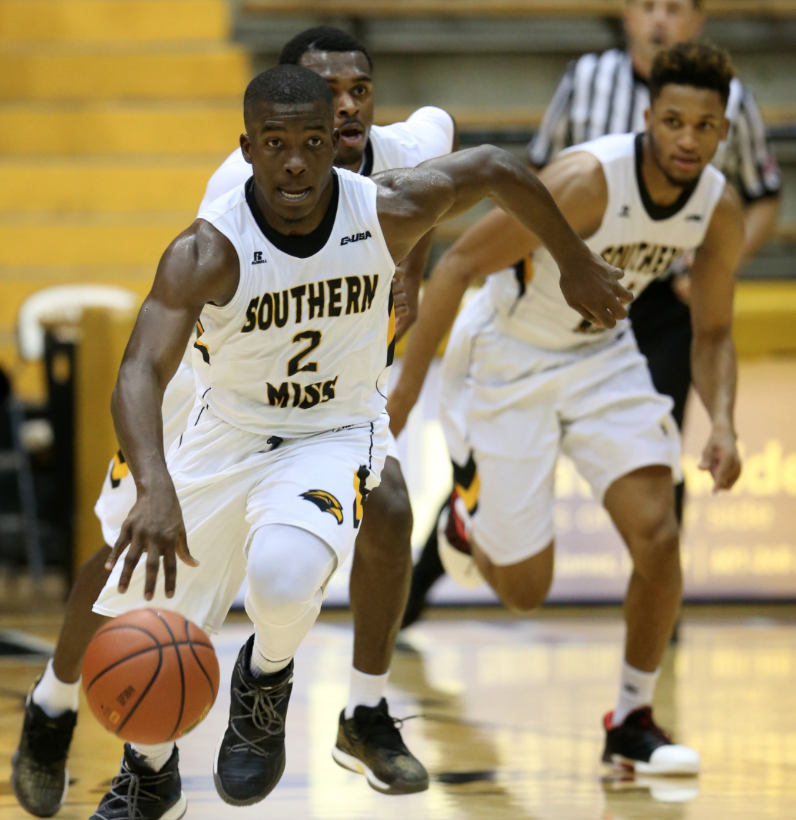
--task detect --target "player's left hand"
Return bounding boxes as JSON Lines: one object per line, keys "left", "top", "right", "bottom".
{"left": 699, "top": 426, "right": 742, "bottom": 493}
{"left": 559, "top": 249, "right": 633, "bottom": 329}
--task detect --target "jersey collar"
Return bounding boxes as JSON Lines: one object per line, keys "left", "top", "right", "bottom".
{"left": 245, "top": 171, "right": 340, "bottom": 259}
{"left": 635, "top": 133, "right": 699, "bottom": 222}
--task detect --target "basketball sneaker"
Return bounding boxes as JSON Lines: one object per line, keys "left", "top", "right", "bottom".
{"left": 602, "top": 707, "right": 700, "bottom": 775}
{"left": 90, "top": 744, "right": 186, "bottom": 820}
{"left": 213, "top": 636, "right": 294, "bottom": 806}
{"left": 11, "top": 683, "right": 76, "bottom": 818}
{"left": 332, "top": 699, "right": 429, "bottom": 794}
{"left": 437, "top": 491, "right": 484, "bottom": 589}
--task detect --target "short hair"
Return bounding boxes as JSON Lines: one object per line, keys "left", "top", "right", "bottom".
{"left": 243, "top": 64, "right": 334, "bottom": 129}
{"left": 650, "top": 42, "right": 734, "bottom": 107}
{"left": 279, "top": 26, "right": 373, "bottom": 72}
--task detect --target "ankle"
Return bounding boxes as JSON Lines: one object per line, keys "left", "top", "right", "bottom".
{"left": 130, "top": 742, "right": 175, "bottom": 773}
{"left": 32, "top": 660, "right": 80, "bottom": 718}
{"left": 250, "top": 638, "right": 291, "bottom": 677}
{"left": 612, "top": 661, "right": 660, "bottom": 727}
{"left": 345, "top": 667, "right": 389, "bottom": 719}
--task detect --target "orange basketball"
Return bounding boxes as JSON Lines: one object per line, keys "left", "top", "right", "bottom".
{"left": 82, "top": 608, "right": 220, "bottom": 744}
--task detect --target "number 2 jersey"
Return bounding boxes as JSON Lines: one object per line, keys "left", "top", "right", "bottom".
{"left": 194, "top": 168, "right": 396, "bottom": 437}
{"left": 486, "top": 132, "right": 727, "bottom": 351}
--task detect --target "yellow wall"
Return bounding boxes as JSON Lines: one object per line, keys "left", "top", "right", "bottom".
{"left": 0, "top": 0, "right": 250, "bottom": 399}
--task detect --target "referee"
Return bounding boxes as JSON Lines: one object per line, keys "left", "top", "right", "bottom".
{"left": 402, "top": 0, "right": 782, "bottom": 626}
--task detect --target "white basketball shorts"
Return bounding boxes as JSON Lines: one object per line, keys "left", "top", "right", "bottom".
{"left": 93, "top": 360, "right": 197, "bottom": 547}
{"left": 439, "top": 291, "right": 682, "bottom": 568}
{"left": 93, "top": 404, "right": 388, "bottom": 633}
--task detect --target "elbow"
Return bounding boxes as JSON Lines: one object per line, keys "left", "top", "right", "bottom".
{"left": 693, "top": 325, "right": 734, "bottom": 352}
{"left": 434, "top": 247, "right": 481, "bottom": 291}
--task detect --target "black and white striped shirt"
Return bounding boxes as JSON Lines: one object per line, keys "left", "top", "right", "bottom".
{"left": 529, "top": 49, "right": 782, "bottom": 203}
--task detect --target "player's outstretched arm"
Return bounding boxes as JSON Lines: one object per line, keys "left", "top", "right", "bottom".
{"left": 689, "top": 184, "right": 745, "bottom": 493}
{"left": 386, "top": 150, "right": 616, "bottom": 435}
{"left": 107, "top": 220, "right": 239, "bottom": 600}
{"left": 376, "top": 145, "right": 630, "bottom": 324}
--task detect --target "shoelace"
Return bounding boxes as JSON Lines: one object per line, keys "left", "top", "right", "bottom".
{"left": 96, "top": 764, "right": 174, "bottom": 820}
{"left": 356, "top": 708, "right": 418, "bottom": 754}
{"left": 228, "top": 673, "right": 292, "bottom": 756}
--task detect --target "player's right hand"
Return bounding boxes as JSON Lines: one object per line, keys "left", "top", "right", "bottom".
{"left": 559, "top": 250, "right": 632, "bottom": 329}
{"left": 106, "top": 480, "right": 198, "bottom": 601}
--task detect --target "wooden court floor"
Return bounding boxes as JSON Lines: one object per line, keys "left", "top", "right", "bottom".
{"left": 2, "top": 607, "right": 796, "bottom": 819}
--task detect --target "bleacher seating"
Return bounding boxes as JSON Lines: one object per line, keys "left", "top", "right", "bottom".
{"left": 0, "top": 0, "right": 250, "bottom": 399}
{"left": 240, "top": 1, "right": 796, "bottom": 18}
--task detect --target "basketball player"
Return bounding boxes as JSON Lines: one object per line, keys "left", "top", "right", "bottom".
{"left": 388, "top": 43, "right": 743, "bottom": 774}
{"left": 404, "top": 0, "right": 781, "bottom": 624}
{"left": 66, "top": 65, "right": 624, "bottom": 819}
{"left": 11, "top": 28, "right": 460, "bottom": 816}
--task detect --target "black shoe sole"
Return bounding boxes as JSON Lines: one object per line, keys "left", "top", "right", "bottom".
{"left": 213, "top": 736, "right": 285, "bottom": 806}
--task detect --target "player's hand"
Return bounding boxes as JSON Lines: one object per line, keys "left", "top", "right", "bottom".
{"left": 106, "top": 478, "right": 198, "bottom": 601}
{"left": 699, "top": 426, "right": 742, "bottom": 493}
{"left": 393, "top": 265, "right": 418, "bottom": 342}
{"left": 559, "top": 250, "right": 632, "bottom": 329}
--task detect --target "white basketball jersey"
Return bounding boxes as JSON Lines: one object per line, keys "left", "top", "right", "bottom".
{"left": 486, "top": 133, "right": 726, "bottom": 351}
{"left": 195, "top": 168, "right": 395, "bottom": 436}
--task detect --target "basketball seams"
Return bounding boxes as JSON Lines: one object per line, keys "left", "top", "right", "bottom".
{"left": 114, "top": 643, "right": 163, "bottom": 736}
{"left": 155, "top": 611, "right": 186, "bottom": 741}
{"left": 96, "top": 622, "right": 213, "bottom": 650}
{"left": 183, "top": 618, "right": 217, "bottom": 702}
{"left": 84, "top": 641, "right": 213, "bottom": 692}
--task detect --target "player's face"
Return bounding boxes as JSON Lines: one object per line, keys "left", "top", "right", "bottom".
{"left": 646, "top": 84, "right": 729, "bottom": 186}
{"left": 298, "top": 50, "right": 374, "bottom": 170}
{"left": 241, "top": 100, "right": 339, "bottom": 223}
{"left": 624, "top": 1, "right": 704, "bottom": 63}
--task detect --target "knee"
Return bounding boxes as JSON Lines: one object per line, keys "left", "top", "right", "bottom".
{"left": 488, "top": 546, "right": 554, "bottom": 614}
{"left": 630, "top": 513, "right": 680, "bottom": 579}
{"left": 502, "top": 584, "right": 549, "bottom": 614}
{"left": 247, "top": 530, "right": 332, "bottom": 616}
{"left": 358, "top": 463, "right": 413, "bottom": 555}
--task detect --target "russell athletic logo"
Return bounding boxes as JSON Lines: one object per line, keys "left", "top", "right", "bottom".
{"left": 341, "top": 231, "right": 372, "bottom": 246}
{"left": 252, "top": 251, "right": 266, "bottom": 265}
{"left": 300, "top": 490, "right": 344, "bottom": 524}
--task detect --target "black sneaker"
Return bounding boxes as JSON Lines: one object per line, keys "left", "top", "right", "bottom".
{"left": 602, "top": 707, "right": 700, "bottom": 775}
{"left": 332, "top": 699, "right": 429, "bottom": 794}
{"left": 11, "top": 684, "right": 77, "bottom": 818}
{"left": 213, "top": 636, "right": 294, "bottom": 806}
{"left": 90, "top": 744, "right": 186, "bottom": 820}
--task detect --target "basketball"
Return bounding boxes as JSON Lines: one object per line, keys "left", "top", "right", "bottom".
{"left": 82, "top": 609, "right": 220, "bottom": 744}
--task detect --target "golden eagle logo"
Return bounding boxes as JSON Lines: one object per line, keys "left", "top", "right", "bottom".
{"left": 300, "top": 490, "right": 344, "bottom": 525}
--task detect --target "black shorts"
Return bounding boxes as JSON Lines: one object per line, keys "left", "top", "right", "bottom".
{"left": 629, "top": 277, "right": 692, "bottom": 432}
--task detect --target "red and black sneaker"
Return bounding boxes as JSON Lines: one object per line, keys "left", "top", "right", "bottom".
{"left": 602, "top": 707, "right": 700, "bottom": 776}
{"left": 437, "top": 491, "right": 483, "bottom": 588}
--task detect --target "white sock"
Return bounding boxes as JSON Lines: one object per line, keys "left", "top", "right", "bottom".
{"left": 345, "top": 667, "right": 389, "bottom": 719}
{"left": 612, "top": 661, "right": 660, "bottom": 727}
{"left": 130, "top": 742, "right": 175, "bottom": 772}
{"left": 32, "top": 659, "right": 80, "bottom": 718}
{"left": 250, "top": 638, "right": 292, "bottom": 677}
